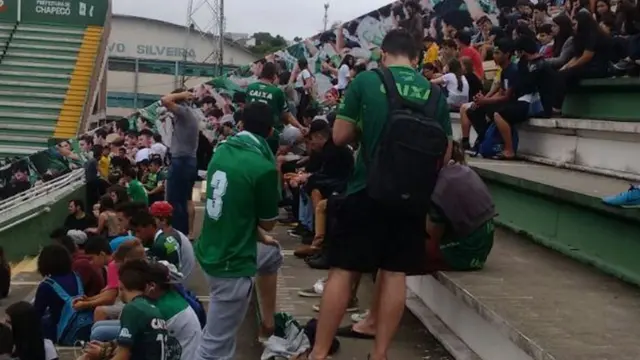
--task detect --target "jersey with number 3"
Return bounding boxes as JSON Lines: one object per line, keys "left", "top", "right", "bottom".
{"left": 195, "top": 134, "right": 280, "bottom": 278}
{"left": 245, "top": 81, "right": 289, "bottom": 131}
{"left": 118, "top": 296, "right": 181, "bottom": 360}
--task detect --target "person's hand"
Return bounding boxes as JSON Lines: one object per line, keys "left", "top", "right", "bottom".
{"left": 290, "top": 179, "right": 299, "bottom": 188}
{"left": 83, "top": 341, "right": 103, "bottom": 358}
{"left": 85, "top": 227, "right": 97, "bottom": 234}
{"left": 260, "top": 233, "right": 280, "bottom": 247}
{"left": 73, "top": 299, "right": 88, "bottom": 310}
{"left": 297, "top": 173, "right": 310, "bottom": 183}
{"left": 300, "top": 127, "right": 309, "bottom": 136}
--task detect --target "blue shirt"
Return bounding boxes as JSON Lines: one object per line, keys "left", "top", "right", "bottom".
{"left": 110, "top": 235, "right": 136, "bottom": 252}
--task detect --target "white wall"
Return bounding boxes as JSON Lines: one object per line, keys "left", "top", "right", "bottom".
{"left": 108, "top": 15, "right": 257, "bottom": 65}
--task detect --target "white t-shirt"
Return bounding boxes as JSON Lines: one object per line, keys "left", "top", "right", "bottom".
{"left": 337, "top": 64, "right": 351, "bottom": 90}
{"left": 295, "top": 69, "right": 312, "bottom": 88}
{"left": 44, "top": 339, "right": 58, "bottom": 360}
{"left": 441, "top": 73, "right": 470, "bottom": 107}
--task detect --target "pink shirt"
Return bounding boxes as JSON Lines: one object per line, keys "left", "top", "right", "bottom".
{"left": 105, "top": 261, "right": 119, "bottom": 290}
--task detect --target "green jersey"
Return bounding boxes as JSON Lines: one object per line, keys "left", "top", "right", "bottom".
{"left": 196, "top": 131, "right": 280, "bottom": 277}
{"left": 128, "top": 179, "right": 149, "bottom": 205}
{"left": 430, "top": 205, "right": 495, "bottom": 271}
{"left": 337, "top": 65, "right": 452, "bottom": 195}
{"left": 149, "top": 230, "right": 182, "bottom": 268}
{"left": 118, "top": 296, "right": 180, "bottom": 360}
{"left": 144, "top": 170, "right": 167, "bottom": 191}
{"left": 245, "top": 81, "right": 289, "bottom": 132}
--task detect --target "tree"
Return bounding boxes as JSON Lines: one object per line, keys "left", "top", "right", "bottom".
{"left": 293, "top": 36, "right": 303, "bottom": 43}
{"left": 249, "top": 32, "right": 289, "bottom": 56}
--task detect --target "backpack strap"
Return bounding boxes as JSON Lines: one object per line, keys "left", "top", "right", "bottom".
{"left": 75, "top": 274, "right": 85, "bottom": 297}
{"left": 375, "top": 67, "right": 443, "bottom": 117}
{"left": 44, "top": 277, "right": 72, "bottom": 302}
{"left": 423, "top": 84, "right": 442, "bottom": 117}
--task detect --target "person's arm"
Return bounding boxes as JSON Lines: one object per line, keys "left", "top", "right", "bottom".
{"left": 430, "top": 75, "right": 448, "bottom": 85}
{"left": 112, "top": 304, "right": 142, "bottom": 360}
{"left": 426, "top": 216, "right": 445, "bottom": 245}
{"left": 86, "top": 212, "right": 107, "bottom": 234}
{"left": 256, "top": 167, "right": 281, "bottom": 232}
{"left": 547, "top": 37, "right": 574, "bottom": 68}
{"left": 333, "top": 73, "right": 364, "bottom": 146}
{"left": 76, "top": 289, "right": 118, "bottom": 309}
{"left": 160, "top": 91, "right": 192, "bottom": 114}
{"left": 33, "top": 283, "right": 49, "bottom": 320}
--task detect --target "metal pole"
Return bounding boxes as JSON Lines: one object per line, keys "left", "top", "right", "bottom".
{"left": 218, "top": 0, "right": 224, "bottom": 76}
{"left": 182, "top": 0, "right": 195, "bottom": 87}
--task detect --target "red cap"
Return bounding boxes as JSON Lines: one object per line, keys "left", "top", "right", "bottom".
{"left": 150, "top": 201, "right": 173, "bottom": 217}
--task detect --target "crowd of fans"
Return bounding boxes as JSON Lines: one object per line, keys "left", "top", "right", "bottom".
{"left": 5, "top": 0, "right": 640, "bottom": 358}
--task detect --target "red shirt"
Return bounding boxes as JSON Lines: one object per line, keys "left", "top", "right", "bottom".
{"left": 72, "top": 252, "right": 105, "bottom": 297}
{"left": 459, "top": 46, "right": 484, "bottom": 80}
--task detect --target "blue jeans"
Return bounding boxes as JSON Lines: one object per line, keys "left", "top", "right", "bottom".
{"left": 298, "top": 190, "right": 313, "bottom": 230}
{"left": 90, "top": 320, "right": 120, "bottom": 342}
{"left": 167, "top": 156, "right": 197, "bottom": 234}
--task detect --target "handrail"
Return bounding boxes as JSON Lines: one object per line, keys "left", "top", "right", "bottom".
{"left": 0, "top": 21, "right": 19, "bottom": 64}
{"left": 76, "top": 0, "right": 112, "bottom": 135}
{"left": 0, "top": 169, "right": 83, "bottom": 214}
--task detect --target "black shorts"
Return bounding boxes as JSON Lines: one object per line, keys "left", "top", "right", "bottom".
{"left": 496, "top": 101, "right": 530, "bottom": 126}
{"left": 326, "top": 190, "right": 428, "bottom": 274}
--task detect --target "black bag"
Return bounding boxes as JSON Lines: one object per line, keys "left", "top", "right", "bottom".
{"left": 367, "top": 67, "right": 448, "bottom": 213}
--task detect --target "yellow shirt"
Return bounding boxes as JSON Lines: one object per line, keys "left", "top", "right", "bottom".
{"left": 423, "top": 44, "right": 439, "bottom": 65}
{"left": 98, "top": 155, "right": 110, "bottom": 179}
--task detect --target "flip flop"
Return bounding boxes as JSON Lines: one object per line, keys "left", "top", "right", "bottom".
{"left": 492, "top": 152, "right": 515, "bottom": 161}
{"left": 336, "top": 325, "right": 375, "bottom": 339}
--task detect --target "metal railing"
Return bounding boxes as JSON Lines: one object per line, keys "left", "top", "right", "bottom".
{"left": 0, "top": 21, "right": 18, "bottom": 64}
{"left": 0, "top": 169, "right": 84, "bottom": 217}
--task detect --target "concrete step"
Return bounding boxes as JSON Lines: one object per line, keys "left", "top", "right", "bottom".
{"left": 1, "top": 60, "right": 74, "bottom": 70}
{"left": 0, "top": 100, "right": 62, "bottom": 110}
{"left": 450, "top": 112, "right": 640, "bottom": 180}
{"left": 0, "top": 144, "right": 44, "bottom": 157}
{"left": 408, "top": 227, "right": 640, "bottom": 360}
{"left": 10, "top": 42, "right": 80, "bottom": 56}
{"left": 468, "top": 158, "right": 640, "bottom": 285}
{"left": 4, "top": 51, "right": 77, "bottom": 62}
{"left": 18, "top": 25, "right": 85, "bottom": 36}
{"left": 12, "top": 33, "right": 83, "bottom": 44}
{"left": 0, "top": 91, "right": 67, "bottom": 102}
{"left": 0, "top": 80, "right": 68, "bottom": 92}
{"left": 0, "top": 134, "right": 49, "bottom": 144}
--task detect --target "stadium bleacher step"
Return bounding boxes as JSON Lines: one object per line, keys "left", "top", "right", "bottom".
{"left": 409, "top": 227, "right": 640, "bottom": 360}
{"left": 1, "top": 63, "right": 76, "bottom": 75}
{"left": 4, "top": 52, "right": 78, "bottom": 62}
{"left": 12, "top": 33, "right": 83, "bottom": 45}
{"left": 10, "top": 42, "right": 81, "bottom": 56}
{"left": 18, "top": 24, "right": 84, "bottom": 35}
{"left": 0, "top": 100, "right": 62, "bottom": 111}
{"left": 0, "top": 80, "right": 68, "bottom": 93}
{"left": 0, "top": 145, "right": 44, "bottom": 157}
{"left": 2, "top": 60, "right": 74, "bottom": 70}
{"left": 0, "top": 71, "right": 72, "bottom": 85}
{"left": 408, "top": 158, "right": 640, "bottom": 360}
{"left": 0, "top": 134, "right": 49, "bottom": 145}
{"left": 0, "top": 123, "right": 55, "bottom": 135}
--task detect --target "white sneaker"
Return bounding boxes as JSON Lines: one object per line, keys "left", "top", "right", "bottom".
{"left": 297, "top": 278, "right": 326, "bottom": 297}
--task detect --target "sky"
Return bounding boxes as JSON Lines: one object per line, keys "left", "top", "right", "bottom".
{"left": 112, "top": 0, "right": 394, "bottom": 40}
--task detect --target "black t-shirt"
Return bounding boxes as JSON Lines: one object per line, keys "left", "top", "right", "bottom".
{"left": 465, "top": 73, "right": 484, "bottom": 99}
{"left": 574, "top": 28, "right": 612, "bottom": 69}
{"left": 64, "top": 213, "right": 97, "bottom": 231}
{"left": 499, "top": 63, "right": 522, "bottom": 101}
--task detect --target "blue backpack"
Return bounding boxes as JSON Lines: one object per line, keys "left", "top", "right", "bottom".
{"left": 44, "top": 276, "right": 93, "bottom": 345}
{"left": 478, "top": 122, "right": 519, "bottom": 158}
{"left": 174, "top": 284, "right": 206, "bottom": 329}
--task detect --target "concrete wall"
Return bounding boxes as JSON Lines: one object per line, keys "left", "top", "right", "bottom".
{"left": 108, "top": 15, "right": 256, "bottom": 65}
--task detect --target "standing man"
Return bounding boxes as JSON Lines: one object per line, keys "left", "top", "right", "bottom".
{"left": 309, "top": 29, "right": 453, "bottom": 360}
{"left": 195, "top": 102, "right": 283, "bottom": 360}
{"left": 245, "top": 61, "right": 307, "bottom": 154}
{"left": 161, "top": 90, "right": 201, "bottom": 235}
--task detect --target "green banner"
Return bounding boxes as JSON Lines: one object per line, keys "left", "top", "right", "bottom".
{"left": 0, "top": 0, "right": 17, "bottom": 21}
{"left": 19, "top": 0, "right": 108, "bottom": 26}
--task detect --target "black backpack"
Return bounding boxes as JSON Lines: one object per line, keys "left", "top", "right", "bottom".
{"left": 366, "top": 67, "right": 448, "bottom": 213}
